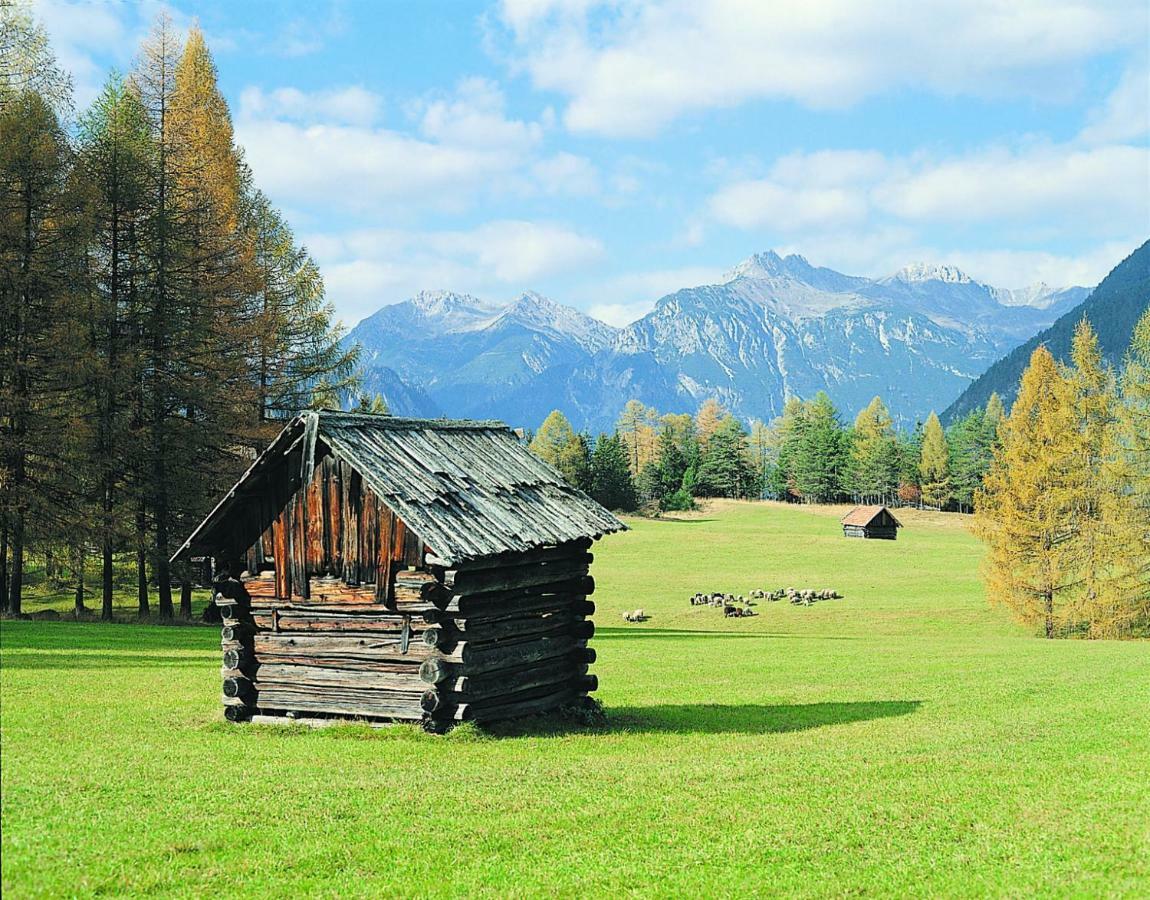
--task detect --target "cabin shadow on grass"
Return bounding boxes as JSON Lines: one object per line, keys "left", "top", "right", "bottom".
{"left": 483, "top": 700, "right": 922, "bottom": 738}
{"left": 607, "top": 700, "right": 922, "bottom": 735}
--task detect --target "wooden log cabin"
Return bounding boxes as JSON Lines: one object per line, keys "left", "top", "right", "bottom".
{"left": 841, "top": 505, "right": 902, "bottom": 540}
{"left": 171, "top": 410, "right": 626, "bottom": 731}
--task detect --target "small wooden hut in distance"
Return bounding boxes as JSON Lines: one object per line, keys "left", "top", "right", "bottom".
{"left": 841, "top": 505, "right": 902, "bottom": 540}
{"left": 172, "top": 410, "right": 626, "bottom": 731}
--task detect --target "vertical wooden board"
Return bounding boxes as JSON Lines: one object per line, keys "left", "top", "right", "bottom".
{"left": 304, "top": 471, "right": 324, "bottom": 577}
{"left": 329, "top": 459, "right": 344, "bottom": 577}
{"left": 403, "top": 526, "right": 422, "bottom": 568}
{"left": 376, "top": 502, "right": 395, "bottom": 604}
{"left": 273, "top": 507, "right": 289, "bottom": 600}
{"left": 359, "top": 482, "right": 375, "bottom": 585}
{"left": 341, "top": 464, "right": 357, "bottom": 584}
{"left": 294, "top": 493, "right": 310, "bottom": 600}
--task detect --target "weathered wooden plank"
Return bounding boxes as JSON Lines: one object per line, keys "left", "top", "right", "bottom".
{"left": 452, "top": 685, "right": 578, "bottom": 723}
{"left": 253, "top": 632, "right": 433, "bottom": 663}
{"left": 423, "top": 663, "right": 589, "bottom": 709}
{"left": 253, "top": 687, "right": 424, "bottom": 721}
{"left": 250, "top": 610, "right": 427, "bottom": 635}
{"left": 443, "top": 556, "right": 591, "bottom": 593}
{"left": 253, "top": 663, "right": 424, "bottom": 692}
{"left": 426, "top": 539, "right": 592, "bottom": 571}
{"left": 425, "top": 597, "right": 594, "bottom": 629}
{"left": 439, "top": 576, "right": 595, "bottom": 617}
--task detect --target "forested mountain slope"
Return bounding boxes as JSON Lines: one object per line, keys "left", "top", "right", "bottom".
{"left": 943, "top": 240, "right": 1150, "bottom": 422}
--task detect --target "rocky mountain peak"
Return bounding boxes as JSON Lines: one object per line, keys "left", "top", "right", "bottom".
{"left": 890, "top": 262, "right": 975, "bottom": 285}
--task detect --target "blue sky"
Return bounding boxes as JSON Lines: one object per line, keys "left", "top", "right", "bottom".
{"left": 34, "top": 0, "right": 1150, "bottom": 326}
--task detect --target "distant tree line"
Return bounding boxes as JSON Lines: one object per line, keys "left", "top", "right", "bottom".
{"left": 528, "top": 389, "right": 1008, "bottom": 516}
{"left": 0, "top": 7, "right": 357, "bottom": 618}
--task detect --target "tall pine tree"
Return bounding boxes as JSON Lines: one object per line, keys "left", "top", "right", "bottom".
{"left": 919, "top": 413, "right": 950, "bottom": 509}
{"left": 974, "top": 348, "right": 1084, "bottom": 637}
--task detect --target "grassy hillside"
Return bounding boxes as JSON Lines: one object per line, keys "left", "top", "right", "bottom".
{"left": 3, "top": 501, "right": 1148, "bottom": 896}
{"left": 944, "top": 239, "right": 1150, "bottom": 422}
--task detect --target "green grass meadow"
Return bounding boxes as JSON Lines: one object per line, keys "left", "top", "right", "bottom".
{"left": 2, "top": 501, "right": 1148, "bottom": 897}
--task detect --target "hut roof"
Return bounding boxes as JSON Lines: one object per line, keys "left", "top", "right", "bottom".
{"left": 173, "top": 410, "right": 627, "bottom": 567}
{"left": 841, "top": 505, "right": 902, "bottom": 528}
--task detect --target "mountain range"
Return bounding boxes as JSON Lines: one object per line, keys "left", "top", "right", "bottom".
{"left": 944, "top": 239, "right": 1150, "bottom": 422}
{"left": 346, "top": 251, "right": 1092, "bottom": 431}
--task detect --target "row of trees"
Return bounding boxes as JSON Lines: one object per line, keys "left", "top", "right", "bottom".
{"left": 527, "top": 388, "right": 1005, "bottom": 515}
{"left": 0, "top": 7, "right": 357, "bottom": 617}
{"left": 529, "top": 399, "right": 766, "bottom": 513}
{"left": 975, "top": 317, "right": 1150, "bottom": 639}
{"left": 764, "top": 393, "right": 1003, "bottom": 510}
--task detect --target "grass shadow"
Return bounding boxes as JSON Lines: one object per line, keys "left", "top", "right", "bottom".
{"left": 482, "top": 700, "right": 921, "bottom": 738}
{"left": 0, "top": 652, "right": 212, "bottom": 671}
{"left": 607, "top": 700, "right": 922, "bottom": 735}
{"left": 594, "top": 627, "right": 861, "bottom": 641}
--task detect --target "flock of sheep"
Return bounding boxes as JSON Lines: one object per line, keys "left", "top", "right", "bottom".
{"left": 752, "top": 587, "right": 843, "bottom": 605}
{"left": 689, "top": 586, "right": 844, "bottom": 616}
{"left": 688, "top": 592, "right": 759, "bottom": 617}
{"left": 623, "top": 586, "right": 847, "bottom": 624}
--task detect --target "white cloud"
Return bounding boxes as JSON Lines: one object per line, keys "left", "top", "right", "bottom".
{"left": 236, "top": 118, "right": 518, "bottom": 212}
{"left": 417, "top": 77, "right": 542, "bottom": 151}
{"left": 708, "top": 140, "right": 1150, "bottom": 247}
{"left": 876, "top": 144, "right": 1149, "bottom": 230}
{"left": 1078, "top": 59, "right": 1150, "bottom": 144}
{"left": 237, "top": 78, "right": 587, "bottom": 213}
{"left": 710, "top": 181, "right": 869, "bottom": 230}
{"left": 585, "top": 265, "right": 721, "bottom": 325}
{"left": 239, "top": 85, "right": 382, "bottom": 126}
{"left": 943, "top": 241, "right": 1140, "bottom": 290}
{"left": 308, "top": 221, "right": 604, "bottom": 323}
{"left": 445, "top": 220, "right": 604, "bottom": 281}
{"left": 530, "top": 151, "right": 600, "bottom": 194}
{"left": 32, "top": 0, "right": 134, "bottom": 106}
{"left": 496, "top": 0, "right": 1148, "bottom": 137}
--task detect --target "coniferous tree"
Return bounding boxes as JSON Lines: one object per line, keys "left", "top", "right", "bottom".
{"left": 245, "top": 186, "right": 358, "bottom": 428}
{"left": 919, "top": 413, "right": 950, "bottom": 509}
{"left": 947, "top": 410, "right": 989, "bottom": 513}
{"left": 590, "top": 433, "right": 637, "bottom": 512}
{"left": 75, "top": 73, "right": 153, "bottom": 618}
{"left": 1110, "top": 309, "right": 1150, "bottom": 631}
{"left": 696, "top": 416, "right": 760, "bottom": 499}
{"left": 695, "top": 398, "right": 727, "bottom": 452}
{"left": 771, "top": 396, "right": 807, "bottom": 500}
{"left": 0, "top": 63, "right": 84, "bottom": 614}
{"left": 848, "top": 396, "right": 898, "bottom": 503}
{"left": 530, "top": 410, "right": 590, "bottom": 490}
{"left": 615, "top": 399, "right": 659, "bottom": 477}
{"left": 1065, "top": 321, "right": 1122, "bottom": 630}
{"left": 792, "top": 392, "right": 846, "bottom": 503}
{"left": 974, "top": 348, "right": 1084, "bottom": 637}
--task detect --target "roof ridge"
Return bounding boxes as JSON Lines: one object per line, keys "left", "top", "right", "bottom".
{"left": 312, "top": 410, "right": 511, "bottom": 431}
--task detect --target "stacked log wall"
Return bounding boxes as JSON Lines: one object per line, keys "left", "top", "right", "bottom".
{"left": 216, "top": 539, "right": 598, "bottom": 730}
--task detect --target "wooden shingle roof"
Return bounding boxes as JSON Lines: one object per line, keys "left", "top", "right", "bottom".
{"left": 173, "top": 410, "right": 626, "bottom": 567}
{"left": 841, "top": 505, "right": 902, "bottom": 527}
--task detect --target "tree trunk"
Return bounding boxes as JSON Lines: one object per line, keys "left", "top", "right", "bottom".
{"left": 8, "top": 510, "right": 24, "bottom": 616}
{"left": 154, "top": 491, "right": 173, "bottom": 618}
{"left": 0, "top": 520, "right": 8, "bottom": 612}
{"left": 73, "top": 546, "right": 86, "bottom": 615}
{"left": 136, "top": 503, "right": 150, "bottom": 618}
{"left": 179, "top": 562, "right": 192, "bottom": 619}
{"left": 101, "top": 536, "right": 114, "bottom": 621}
{"left": 1044, "top": 591, "right": 1054, "bottom": 639}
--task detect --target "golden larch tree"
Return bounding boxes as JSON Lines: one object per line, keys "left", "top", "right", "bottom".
{"left": 974, "top": 346, "right": 1086, "bottom": 638}
{"left": 919, "top": 412, "right": 950, "bottom": 509}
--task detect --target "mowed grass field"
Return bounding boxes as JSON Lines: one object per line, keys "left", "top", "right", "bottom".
{"left": 2, "top": 501, "right": 1148, "bottom": 897}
